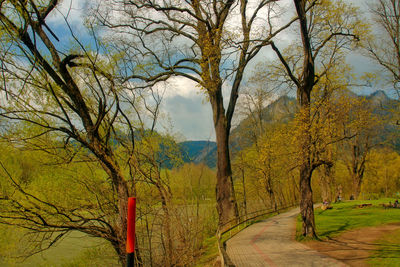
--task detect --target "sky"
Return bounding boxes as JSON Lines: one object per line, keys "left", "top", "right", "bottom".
{"left": 156, "top": 0, "right": 383, "bottom": 141}
{"left": 37, "top": 0, "right": 387, "bottom": 141}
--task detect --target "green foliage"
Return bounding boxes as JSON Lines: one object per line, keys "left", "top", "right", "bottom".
{"left": 232, "top": 121, "right": 299, "bottom": 212}
{"left": 363, "top": 148, "right": 400, "bottom": 198}
{"left": 169, "top": 163, "right": 215, "bottom": 203}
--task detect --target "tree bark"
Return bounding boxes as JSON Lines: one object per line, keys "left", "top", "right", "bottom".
{"left": 102, "top": 170, "right": 130, "bottom": 266}
{"left": 348, "top": 143, "right": 367, "bottom": 200}
{"left": 90, "top": 144, "right": 132, "bottom": 265}
{"left": 117, "top": 181, "right": 130, "bottom": 264}
{"left": 297, "top": 99, "right": 317, "bottom": 238}
{"left": 351, "top": 174, "right": 362, "bottom": 200}
{"left": 320, "top": 163, "right": 334, "bottom": 202}
{"left": 211, "top": 92, "right": 239, "bottom": 228}
{"left": 241, "top": 169, "right": 248, "bottom": 217}
{"left": 299, "top": 163, "right": 316, "bottom": 237}
{"left": 295, "top": 0, "right": 317, "bottom": 239}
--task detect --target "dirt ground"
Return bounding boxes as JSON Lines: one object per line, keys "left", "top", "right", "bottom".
{"left": 305, "top": 223, "right": 400, "bottom": 266}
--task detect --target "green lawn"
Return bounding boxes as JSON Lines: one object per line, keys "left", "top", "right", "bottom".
{"left": 297, "top": 199, "right": 400, "bottom": 240}
{"left": 0, "top": 226, "right": 119, "bottom": 267}
{"left": 369, "top": 228, "right": 400, "bottom": 266}
{"left": 297, "top": 199, "right": 400, "bottom": 266}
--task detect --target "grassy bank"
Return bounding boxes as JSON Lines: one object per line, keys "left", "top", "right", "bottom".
{"left": 297, "top": 199, "right": 400, "bottom": 240}
{"left": 369, "top": 228, "right": 400, "bottom": 266}
{"left": 297, "top": 199, "right": 400, "bottom": 266}
{"left": 0, "top": 225, "right": 118, "bottom": 267}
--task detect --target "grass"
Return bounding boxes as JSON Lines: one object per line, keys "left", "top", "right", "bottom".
{"left": 296, "top": 198, "right": 400, "bottom": 266}
{"left": 0, "top": 226, "right": 119, "bottom": 267}
{"left": 194, "top": 236, "right": 219, "bottom": 267}
{"left": 296, "top": 199, "right": 400, "bottom": 241}
{"left": 369, "top": 228, "right": 400, "bottom": 266}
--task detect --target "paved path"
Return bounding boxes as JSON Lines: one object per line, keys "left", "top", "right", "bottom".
{"left": 226, "top": 208, "right": 348, "bottom": 267}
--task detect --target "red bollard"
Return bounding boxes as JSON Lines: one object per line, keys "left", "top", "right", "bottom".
{"left": 126, "top": 197, "right": 136, "bottom": 267}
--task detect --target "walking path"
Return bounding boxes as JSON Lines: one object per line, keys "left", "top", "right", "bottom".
{"left": 225, "top": 208, "right": 348, "bottom": 267}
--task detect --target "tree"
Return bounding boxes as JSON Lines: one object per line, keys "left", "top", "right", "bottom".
{"left": 365, "top": 0, "right": 400, "bottom": 100}
{"left": 306, "top": 68, "right": 352, "bottom": 203}
{"left": 0, "top": 1, "right": 146, "bottom": 264}
{"left": 363, "top": 148, "right": 400, "bottom": 198}
{"left": 339, "top": 97, "right": 382, "bottom": 200}
{"left": 232, "top": 88, "right": 298, "bottom": 211}
{"left": 270, "top": 0, "right": 361, "bottom": 237}
{"left": 96, "top": 0, "right": 298, "bottom": 227}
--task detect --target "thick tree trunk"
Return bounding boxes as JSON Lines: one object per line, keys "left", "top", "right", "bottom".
{"left": 349, "top": 143, "right": 366, "bottom": 200}
{"left": 320, "top": 164, "right": 334, "bottom": 202}
{"left": 115, "top": 179, "right": 130, "bottom": 266}
{"left": 93, "top": 146, "right": 134, "bottom": 266}
{"left": 351, "top": 174, "right": 362, "bottom": 200}
{"left": 215, "top": 120, "right": 239, "bottom": 227}
{"left": 113, "top": 178, "right": 143, "bottom": 267}
{"left": 294, "top": 0, "right": 317, "bottom": 239}
{"left": 297, "top": 89, "right": 317, "bottom": 239}
{"left": 299, "top": 163, "right": 316, "bottom": 237}
{"left": 211, "top": 93, "right": 239, "bottom": 228}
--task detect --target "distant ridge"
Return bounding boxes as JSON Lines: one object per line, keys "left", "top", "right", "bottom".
{"left": 179, "top": 90, "right": 399, "bottom": 168}
{"left": 180, "top": 140, "right": 217, "bottom": 168}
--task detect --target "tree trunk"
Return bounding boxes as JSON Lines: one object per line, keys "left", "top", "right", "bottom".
{"left": 299, "top": 163, "right": 316, "bottom": 237}
{"left": 351, "top": 174, "right": 362, "bottom": 200}
{"left": 114, "top": 179, "right": 130, "bottom": 266}
{"left": 241, "top": 169, "right": 248, "bottom": 217}
{"left": 349, "top": 143, "right": 366, "bottom": 200}
{"left": 94, "top": 148, "right": 132, "bottom": 266}
{"left": 266, "top": 177, "right": 277, "bottom": 211}
{"left": 211, "top": 92, "right": 239, "bottom": 228}
{"left": 294, "top": 0, "right": 317, "bottom": 239}
{"left": 298, "top": 91, "right": 317, "bottom": 239}
{"left": 320, "top": 164, "right": 334, "bottom": 202}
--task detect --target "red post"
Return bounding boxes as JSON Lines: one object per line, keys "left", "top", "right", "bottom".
{"left": 126, "top": 197, "right": 136, "bottom": 267}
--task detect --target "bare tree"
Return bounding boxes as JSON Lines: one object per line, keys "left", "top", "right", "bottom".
{"left": 0, "top": 1, "right": 148, "bottom": 265}
{"left": 365, "top": 0, "right": 400, "bottom": 100}
{"left": 95, "top": 0, "right": 298, "bottom": 228}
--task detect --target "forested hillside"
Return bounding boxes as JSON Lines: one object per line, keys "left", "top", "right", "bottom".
{"left": 183, "top": 90, "right": 399, "bottom": 168}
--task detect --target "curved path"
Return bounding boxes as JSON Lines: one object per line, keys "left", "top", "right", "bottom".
{"left": 225, "top": 208, "right": 348, "bottom": 267}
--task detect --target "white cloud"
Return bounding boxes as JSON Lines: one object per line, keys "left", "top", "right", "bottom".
{"left": 153, "top": 76, "right": 214, "bottom": 140}
{"left": 162, "top": 94, "right": 215, "bottom": 141}
{"left": 158, "top": 76, "right": 202, "bottom": 99}
{"left": 46, "top": 0, "right": 89, "bottom": 34}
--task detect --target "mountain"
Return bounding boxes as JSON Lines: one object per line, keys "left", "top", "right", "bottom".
{"left": 367, "top": 90, "right": 390, "bottom": 105}
{"left": 180, "top": 90, "right": 399, "bottom": 168}
{"left": 230, "top": 95, "right": 297, "bottom": 149}
{"left": 367, "top": 90, "right": 397, "bottom": 117}
{"left": 179, "top": 140, "right": 217, "bottom": 168}
{"left": 366, "top": 90, "right": 400, "bottom": 150}
{"left": 179, "top": 96, "right": 297, "bottom": 168}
